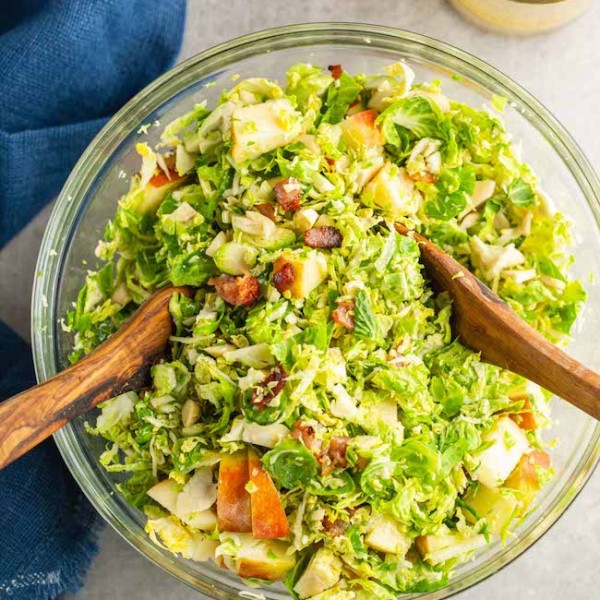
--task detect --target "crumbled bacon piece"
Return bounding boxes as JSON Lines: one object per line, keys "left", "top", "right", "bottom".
{"left": 251, "top": 366, "right": 287, "bottom": 408}
{"left": 255, "top": 203, "right": 276, "bottom": 222}
{"left": 325, "top": 157, "right": 336, "bottom": 167}
{"left": 304, "top": 226, "right": 343, "bottom": 249}
{"left": 332, "top": 300, "right": 355, "bottom": 330}
{"left": 328, "top": 64, "right": 343, "bottom": 80}
{"left": 319, "top": 436, "right": 351, "bottom": 475}
{"left": 272, "top": 258, "right": 295, "bottom": 293}
{"left": 291, "top": 420, "right": 322, "bottom": 455}
{"left": 208, "top": 273, "right": 261, "bottom": 307}
{"left": 273, "top": 177, "right": 302, "bottom": 212}
{"left": 322, "top": 516, "right": 349, "bottom": 537}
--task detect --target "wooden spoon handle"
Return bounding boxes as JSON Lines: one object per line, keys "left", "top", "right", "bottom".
{"left": 454, "top": 272, "right": 600, "bottom": 421}
{"left": 0, "top": 286, "right": 189, "bottom": 470}
{"left": 396, "top": 223, "right": 600, "bottom": 420}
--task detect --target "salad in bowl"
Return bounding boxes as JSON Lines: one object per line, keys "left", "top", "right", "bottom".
{"left": 67, "top": 61, "right": 584, "bottom": 598}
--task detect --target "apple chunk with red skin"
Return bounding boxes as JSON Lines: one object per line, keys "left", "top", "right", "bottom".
{"left": 248, "top": 448, "right": 290, "bottom": 539}
{"left": 220, "top": 533, "right": 294, "bottom": 581}
{"left": 217, "top": 450, "right": 252, "bottom": 533}
{"left": 509, "top": 395, "right": 537, "bottom": 431}
{"left": 341, "top": 109, "right": 385, "bottom": 149}
{"left": 138, "top": 166, "right": 187, "bottom": 214}
{"left": 505, "top": 449, "right": 551, "bottom": 510}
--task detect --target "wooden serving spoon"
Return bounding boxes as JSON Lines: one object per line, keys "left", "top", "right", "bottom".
{"left": 395, "top": 223, "right": 600, "bottom": 421}
{"left": 0, "top": 286, "right": 192, "bottom": 470}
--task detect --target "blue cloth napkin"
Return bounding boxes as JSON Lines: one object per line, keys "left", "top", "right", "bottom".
{"left": 0, "top": 1, "right": 186, "bottom": 598}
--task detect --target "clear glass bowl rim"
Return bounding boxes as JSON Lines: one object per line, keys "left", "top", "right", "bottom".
{"left": 31, "top": 22, "right": 600, "bottom": 600}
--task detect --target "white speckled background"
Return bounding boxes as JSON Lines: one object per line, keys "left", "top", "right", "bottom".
{"left": 1, "top": 1, "right": 598, "bottom": 598}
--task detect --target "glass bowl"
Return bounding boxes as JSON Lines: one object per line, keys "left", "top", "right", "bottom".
{"left": 31, "top": 23, "right": 600, "bottom": 599}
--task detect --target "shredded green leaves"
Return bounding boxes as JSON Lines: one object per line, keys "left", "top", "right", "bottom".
{"left": 73, "top": 61, "right": 581, "bottom": 598}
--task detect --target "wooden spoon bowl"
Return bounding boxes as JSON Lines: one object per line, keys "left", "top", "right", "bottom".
{"left": 395, "top": 223, "right": 600, "bottom": 421}
{"left": 0, "top": 286, "right": 192, "bottom": 469}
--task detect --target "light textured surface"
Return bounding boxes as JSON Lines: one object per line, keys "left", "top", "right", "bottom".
{"left": 1, "top": 0, "right": 598, "bottom": 598}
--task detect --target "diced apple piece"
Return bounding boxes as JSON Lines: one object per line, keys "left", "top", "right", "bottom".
{"left": 138, "top": 167, "right": 186, "bottom": 214}
{"left": 217, "top": 450, "right": 252, "bottom": 533}
{"left": 469, "top": 179, "right": 496, "bottom": 209}
{"left": 147, "top": 473, "right": 218, "bottom": 531}
{"left": 248, "top": 448, "right": 290, "bottom": 539}
{"left": 147, "top": 478, "right": 181, "bottom": 513}
{"left": 205, "top": 231, "right": 228, "bottom": 257}
{"left": 273, "top": 252, "right": 328, "bottom": 299}
{"left": 329, "top": 383, "right": 359, "bottom": 421}
{"left": 176, "top": 468, "right": 217, "bottom": 516}
{"left": 470, "top": 417, "right": 529, "bottom": 489}
{"left": 220, "top": 417, "right": 289, "bottom": 449}
{"left": 222, "top": 533, "right": 294, "bottom": 580}
{"left": 231, "top": 98, "right": 302, "bottom": 164}
{"left": 184, "top": 509, "right": 218, "bottom": 531}
{"left": 353, "top": 152, "right": 385, "bottom": 191}
{"left": 462, "top": 484, "right": 518, "bottom": 535}
{"left": 175, "top": 143, "right": 196, "bottom": 175}
{"left": 293, "top": 208, "right": 320, "bottom": 233}
{"left": 361, "top": 162, "right": 418, "bottom": 217}
{"left": 505, "top": 449, "right": 551, "bottom": 510}
{"left": 509, "top": 395, "right": 537, "bottom": 431}
{"left": 365, "top": 514, "right": 411, "bottom": 556}
{"left": 190, "top": 534, "right": 219, "bottom": 562}
{"left": 169, "top": 201, "right": 198, "bottom": 223}
{"left": 416, "top": 530, "right": 486, "bottom": 566}
{"left": 294, "top": 548, "right": 342, "bottom": 599}
{"left": 233, "top": 210, "right": 278, "bottom": 237}
{"left": 341, "top": 109, "right": 385, "bottom": 150}
{"left": 242, "top": 422, "right": 289, "bottom": 448}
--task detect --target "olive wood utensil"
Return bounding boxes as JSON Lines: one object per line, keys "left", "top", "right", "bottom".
{"left": 0, "top": 286, "right": 192, "bottom": 470}
{"left": 395, "top": 223, "right": 599, "bottom": 421}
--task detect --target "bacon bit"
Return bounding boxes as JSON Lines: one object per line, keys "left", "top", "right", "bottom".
{"left": 255, "top": 203, "right": 277, "bottom": 222}
{"left": 292, "top": 423, "right": 352, "bottom": 475}
{"left": 325, "top": 157, "right": 336, "bottom": 167}
{"left": 322, "top": 516, "right": 349, "bottom": 537}
{"left": 272, "top": 258, "right": 295, "bottom": 293}
{"left": 208, "top": 273, "right": 261, "bottom": 307}
{"left": 273, "top": 177, "right": 302, "bottom": 212}
{"left": 328, "top": 64, "right": 343, "bottom": 80}
{"left": 319, "top": 436, "right": 351, "bottom": 476}
{"left": 409, "top": 171, "right": 437, "bottom": 184}
{"left": 304, "top": 226, "right": 343, "bottom": 249}
{"left": 332, "top": 300, "right": 355, "bottom": 330}
{"left": 291, "top": 420, "right": 322, "bottom": 455}
{"left": 252, "top": 366, "right": 287, "bottom": 409}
